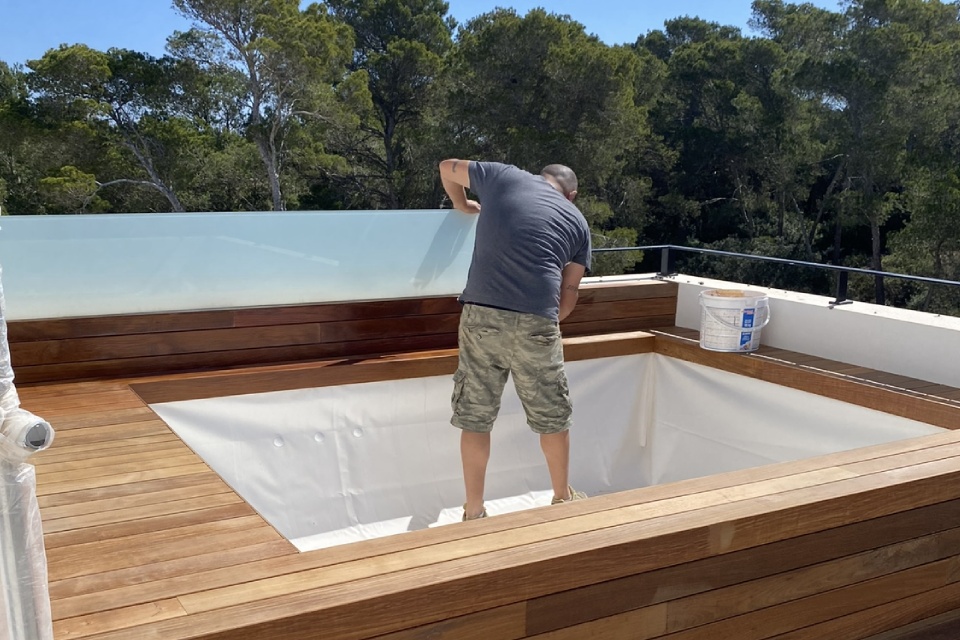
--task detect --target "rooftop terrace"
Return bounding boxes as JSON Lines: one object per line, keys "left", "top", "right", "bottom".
{"left": 4, "top": 211, "right": 960, "bottom": 640}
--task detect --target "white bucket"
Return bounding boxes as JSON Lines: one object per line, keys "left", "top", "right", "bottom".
{"left": 699, "top": 289, "right": 770, "bottom": 353}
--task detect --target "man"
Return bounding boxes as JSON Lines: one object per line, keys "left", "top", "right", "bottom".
{"left": 438, "top": 158, "right": 592, "bottom": 521}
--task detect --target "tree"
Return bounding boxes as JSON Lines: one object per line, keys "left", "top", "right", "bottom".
{"left": 641, "top": 14, "right": 832, "bottom": 264}
{"left": 27, "top": 45, "right": 190, "bottom": 211}
{"left": 326, "top": 0, "right": 454, "bottom": 208}
{"left": 447, "top": 8, "right": 655, "bottom": 271}
{"left": 0, "top": 61, "right": 27, "bottom": 211}
{"left": 171, "top": 0, "right": 356, "bottom": 210}
{"left": 754, "top": 0, "right": 960, "bottom": 304}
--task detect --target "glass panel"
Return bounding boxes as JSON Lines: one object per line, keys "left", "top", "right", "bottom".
{"left": 0, "top": 211, "right": 477, "bottom": 320}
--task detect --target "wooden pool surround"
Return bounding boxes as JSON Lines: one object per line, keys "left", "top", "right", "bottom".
{"left": 11, "top": 279, "right": 960, "bottom": 640}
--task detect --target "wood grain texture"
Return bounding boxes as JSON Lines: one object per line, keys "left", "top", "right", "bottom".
{"left": 129, "top": 331, "right": 655, "bottom": 404}
{"left": 13, "top": 294, "right": 960, "bottom": 639}
{"left": 526, "top": 497, "right": 960, "bottom": 635}
{"left": 10, "top": 280, "right": 678, "bottom": 384}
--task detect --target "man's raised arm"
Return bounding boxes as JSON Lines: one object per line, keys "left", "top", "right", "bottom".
{"left": 439, "top": 159, "right": 481, "bottom": 214}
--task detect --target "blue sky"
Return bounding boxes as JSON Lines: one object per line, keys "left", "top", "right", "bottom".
{"left": 0, "top": 0, "right": 841, "bottom": 66}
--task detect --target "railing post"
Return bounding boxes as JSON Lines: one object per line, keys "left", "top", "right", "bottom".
{"left": 830, "top": 271, "right": 853, "bottom": 306}
{"left": 658, "top": 247, "right": 675, "bottom": 278}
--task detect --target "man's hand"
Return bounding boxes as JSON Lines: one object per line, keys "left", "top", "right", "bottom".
{"left": 461, "top": 199, "right": 481, "bottom": 214}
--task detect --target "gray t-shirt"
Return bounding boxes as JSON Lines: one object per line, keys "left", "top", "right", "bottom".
{"left": 460, "top": 162, "right": 592, "bottom": 321}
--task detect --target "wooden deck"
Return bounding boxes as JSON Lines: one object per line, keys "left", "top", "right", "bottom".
{"left": 11, "top": 280, "right": 960, "bottom": 639}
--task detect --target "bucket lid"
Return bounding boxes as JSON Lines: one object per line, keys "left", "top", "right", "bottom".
{"left": 701, "top": 288, "right": 767, "bottom": 299}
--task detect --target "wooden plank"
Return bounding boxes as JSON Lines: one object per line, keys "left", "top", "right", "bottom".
{"left": 12, "top": 324, "right": 317, "bottom": 366}
{"left": 662, "top": 529, "right": 960, "bottom": 636}
{"left": 11, "top": 314, "right": 466, "bottom": 366}
{"left": 12, "top": 332, "right": 462, "bottom": 385}
{"left": 10, "top": 388, "right": 144, "bottom": 413}
{"left": 22, "top": 309, "right": 960, "bottom": 640}
{"left": 912, "top": 383, "right": 960, "bottom": 398}
{"left": 528, "top": 604, "right": 670, "bottom": 640}
{"left": 24, "top": 407, "right": 159, "bottom": 432}
{"left": 37, "top": 463, "right": 213, "bottom": 496}
{"left": 17, "top": 379, "right": 135, "bottom": 399}
{"left": 42, "top": 493, "right": 248, "bottom": 539}
{"left": 562, "top": 315, "right": 677, "bottom": 337}
{"left": 368, "top": 604, "right": 528, "bottom": 640}
{"left": 129, "top": 332, "right": 655, "bottom": 404}
{"left": 37, "top": 453, "right": 202, "bottom": 486}
{"left": 49, "top": 539, "right": 294, "bottom": 601}
{"left": 772, "top": 581, "right": 960, "bottom": 639}
{"left": 52, "top": 598, "right": 187, "bottom": 639}
{"left": 526, "top": 497, "right": 960, "bottom": 635}
{"left": 131, "top": 351, "right": 461, "bottom": 404}
{"left": 10, "top": 282, "right": 677, "bottom": 386}
{"left": 562, "top": 297, "right": 677, "bottom": 324}
{"left": 233, "top": 296, "right": 463, "bottom": 327}
{"left": 44, "top": 502, "right": 257, "bottom": 550}
{"left": 679, "top": 556, "right": 960, "bottom": 640}
{"left": 50, "top": 540, "right": 296, "bottom": 621}
{"left": 857, "top": 370, "right": 939, "bottom": 390}
{"left": 37, "top": 460, "right": 868, "bottom": 640}
{"left": 861, "top": 607, "right": 960, "bottom": 640}
{"left": 8, "top": 310, "right": 236, "bottom": 342}
{"left": 87, "top": 437, "right": 958, "bottom": 623}
{"left": 46, "top": 516, "right": 280, "bottom": 581}
{"left": 36, "top": 447, "right": 198, "bottom": 475}
{"left": 532, "top": 553, "right": 960, "bottom": 640}
{"left": 45, "top": 419, "right": 174, "bottom": 447}
{"left": 41, "top": 477, "right": 233, "bottom": 522}
{"left": 37, "top": 471, "right": 224, "bottom": 509}
{"left": 34, "top": 436, "right": 187, "bottom": 465}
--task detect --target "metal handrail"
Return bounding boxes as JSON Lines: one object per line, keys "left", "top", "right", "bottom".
{"left": 592, "top": 244, "right": 960, "bottom": 305}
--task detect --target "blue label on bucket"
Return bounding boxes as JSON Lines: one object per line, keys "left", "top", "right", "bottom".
{"left": 742, "top": 309, "right": 755, "bottom": 328}
{"left": 740, "top": 332, "right": 752, "bottom": 348}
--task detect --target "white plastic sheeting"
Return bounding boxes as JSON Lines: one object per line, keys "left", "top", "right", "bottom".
{"left": 151, "top": 354, "right": 944, "bottom": 552}
{"left": 152, "top": 356, "right": 650, "bottom": 551}
{"left": 0, "top": 462, "right": 53, "bottom": 640}
{"left": 0, "top": 266, "right": 55, "bottom": 640}
{"left": 636, "top": 356, "right": 943, "bottom": 485}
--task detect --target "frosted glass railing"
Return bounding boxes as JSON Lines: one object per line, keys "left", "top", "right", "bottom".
{"left": 0, "top": 211, "right": 477, "bottom": 320}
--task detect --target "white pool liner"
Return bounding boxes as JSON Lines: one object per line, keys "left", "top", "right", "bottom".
{"left": 150, "top": 354, "right": 944, "bottom": 552}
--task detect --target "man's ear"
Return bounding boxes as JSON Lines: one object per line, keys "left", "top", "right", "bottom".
{"left": 566, "top": 189, "right": 578, "bottom": 202}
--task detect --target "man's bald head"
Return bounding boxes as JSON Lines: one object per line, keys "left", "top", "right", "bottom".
{"left": 540, "top": 164, "right": 578, "bottom": 200}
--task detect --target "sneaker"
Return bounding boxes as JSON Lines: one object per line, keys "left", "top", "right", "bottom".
{"left": 462, "top": 505, "right": 487, "bottom": 521}
{"left": 551, "top": 486, "right": 587, "bottom": 504}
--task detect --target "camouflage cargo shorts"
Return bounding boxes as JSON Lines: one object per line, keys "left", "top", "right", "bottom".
{"left": 451, "top": 303, "right": 572, "bottom": 434}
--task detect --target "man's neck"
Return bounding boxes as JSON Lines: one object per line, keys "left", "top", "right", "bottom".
{"left": 543, "top": 176, "right": 565, "bottom": 196}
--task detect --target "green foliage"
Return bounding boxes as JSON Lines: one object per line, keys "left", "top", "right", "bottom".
{"left": 171, "top": 0, "right": 356, "bottom": 210}
{"left": 325, "top": 0, "right": 454, "bottom": 208}
{"left": 38, "top": 166, "right": 109, "bottom": 213}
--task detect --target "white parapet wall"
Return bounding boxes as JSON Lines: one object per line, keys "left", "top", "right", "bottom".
{"left": 671, "top": 274, "right": 960, "bottom": 389}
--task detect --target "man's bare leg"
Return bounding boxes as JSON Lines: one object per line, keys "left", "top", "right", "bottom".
{"left": 461, "top": 430, "right": 491, "bottom": 518}
{"left": 540, "top": 430, "right": 572, "bottom": 501}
